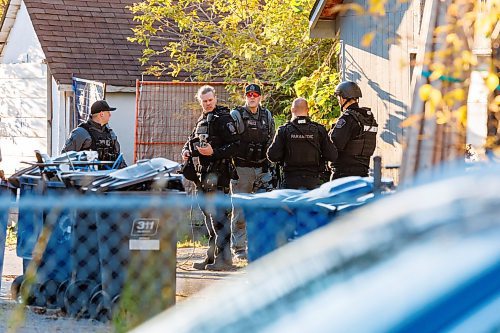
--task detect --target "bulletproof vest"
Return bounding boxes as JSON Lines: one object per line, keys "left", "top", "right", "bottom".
{"left": 192, "top": 106, "right": 232, "bottom": 165}
{"left": 191, "top": 106, "right": 237, "bottom": 191}
{"left": 235, "top": 107, "right": 271, "bottom": 163}
{"left": 343, "top": 107, "right": 378, "bottom": 158}
{"left": 283, "top": 119, "right": 321, "bottom": 169}
{"left": 79, "top": 122, "right": 119, "bottom": 162}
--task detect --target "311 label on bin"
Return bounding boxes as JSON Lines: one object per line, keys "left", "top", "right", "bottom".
{"left": 129, "top": 218, "right": 160, "bottom": 251}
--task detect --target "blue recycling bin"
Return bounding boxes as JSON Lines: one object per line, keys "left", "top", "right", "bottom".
{"left": 285, "top": 177, "right": 374, "bottom": 237}
{"left": 234, "top": 189, "right": 303, "bottom": 262}
{"left": 240, "top": 177, "right": 375, "bottom": 262}
{"left": 0, "top": 180, "right": 15, "bottom": 290}
{"left": 15, "top": 175, "right": 75, "bottom": 307}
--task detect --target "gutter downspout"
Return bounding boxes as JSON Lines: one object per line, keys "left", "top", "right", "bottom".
{"left": 46, "top": 62, "right": 53, "bottom": 155}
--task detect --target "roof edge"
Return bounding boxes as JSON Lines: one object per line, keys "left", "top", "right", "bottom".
{"left": 309, "top": 0, "right": 327, "bottom": 31}
{"left": 0, "top": 0, "right": 22, "bottom": 57}
{"left": 58, "top": 83, "right": 136, "bottom": 93}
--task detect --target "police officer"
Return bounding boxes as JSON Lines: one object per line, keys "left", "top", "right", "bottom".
{"left": 229, "top": 83, "right": 274, "bottom": 260}
{"left": 267, "top": 98, "right": 337, "bottom": 190}
{"left": 62, "top": 100, "right": 125, "bottom": 168}
{"left": 329, "top": 81, "right": 378, "bottom": 179}
{"left": 182, "top": 85, "right": 239, "bottom": 271}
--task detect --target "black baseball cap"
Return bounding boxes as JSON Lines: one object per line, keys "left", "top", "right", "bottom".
{"left": 91, "top": 100, "right": 117, "bottom": 114}
{"left": 245, "top": 84, "right": 261, "bottom": 95}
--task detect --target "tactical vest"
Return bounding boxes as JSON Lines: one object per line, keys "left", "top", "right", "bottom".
{"left": 79, "top": 122, "right": 119, "bottom": 162}
{"left": 191, "top": 106, "right": 232, "bottom": 166}
{"left": 343, "top": 107, "right": 378, "bottom": 158}
{"left": 234, "top": 107, "right": 271, "bottom": 165}
{"left": 191, "top": 106, "right": 237, "bottom": 191}
{"left": 283, "top": 119, "right": 321, "bottom": 169}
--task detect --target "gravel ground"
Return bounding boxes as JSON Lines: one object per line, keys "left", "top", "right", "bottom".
{"left": 0, "top": 246, "right": 245, "bottom": 332}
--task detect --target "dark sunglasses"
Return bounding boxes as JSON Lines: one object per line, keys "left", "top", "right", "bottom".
{"left": 246, "top": 92, "right": 260, "bottom": 98}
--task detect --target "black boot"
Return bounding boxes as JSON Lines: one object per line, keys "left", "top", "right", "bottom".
{"left": 192, "top": 240, "right": 215, "bottom": 270}
{"left": 206, "top": 246, "right": 233, "bottom": 271}
{"left": 192, "top": 259, "right": 210, "bottom": 270}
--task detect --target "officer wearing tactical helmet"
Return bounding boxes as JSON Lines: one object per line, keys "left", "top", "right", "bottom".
{"left": 329, "top": 81, "right": 378, "bottom": 179}
{"left": 267, "top": 98, "right": 337, "bottom": 190}
{"left": 229, "top": 83, "right": 274, "bottom": 260}
{"left": 62, "top": 100, "right": 126, "bottom": 168}
{"left": 182, "top": 85, "right": 239, "bottom": 271}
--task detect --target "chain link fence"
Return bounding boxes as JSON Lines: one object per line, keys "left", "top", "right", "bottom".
{"left": 0, "top": 175, "right": 378, "bottom": 331}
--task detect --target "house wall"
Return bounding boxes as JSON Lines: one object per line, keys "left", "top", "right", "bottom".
{"left": 0, "top": 2, "right": 139, "bottom": 172}
{"left": 0, "top": 3, "right": 49, "bottom": 175}
{"left": 1, "top": 2, "right": 44, "bottom": 63}
{"left": 334, "top": 0, "right": 421, "bottom": 180}
{"left": 106, "top": 92, "right": 136, "bottom": 166}
{"left": 0, "top": 63, "right": 47, "bottom": 175}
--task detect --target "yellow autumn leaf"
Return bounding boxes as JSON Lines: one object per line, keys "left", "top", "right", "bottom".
{"left": 368, "top": 0, "right": 386, "bottom": 15}
{"left": 462, "top": 50, "right": 477, "bottom": 66}
{"left": 435, "top": 24, "right": 452, "bottom": 34}
{"left": 429, "top": 63, "right": 445, "bottom": 81}
{"left": 445, "top": 33, "right": 458, "bottom": 44}
{"left": 456, "top": 105, "right": 467, "bottom": 127}
{"left": 485, "top": 73, "right": 499, "bottom": 92}
{"left": 419, "top": 84, "right": 433, "bottom": 101}
{"left": 361, "top": 32, "right": 376, "bottom": 48}
{"left": 436, "top": 110, "right": 448, "bottom": 125}
{"left": 429, "top": 69, "right": 443, "bottom": 82}
{"left": 429, "top": 88, "right": 442, "bottom": 106}
{"left": 452, "top": 88, "right": 466, "bottom": 101}
{"left": 427, "top": 101, "right": 436, "bottom": 115}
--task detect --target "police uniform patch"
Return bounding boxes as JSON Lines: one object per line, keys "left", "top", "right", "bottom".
{"left": 336, "top": 118, "right": 346, "bottom": 128}
{"left": 227, "top": 123, "right": 237, "bottom": 134}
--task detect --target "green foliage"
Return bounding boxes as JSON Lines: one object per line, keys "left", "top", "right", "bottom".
{"left": 128, "top": 0, "right": 337, "bottom": 119}
{"left": 294, "top": 65, "right": 341, "bottom": 127}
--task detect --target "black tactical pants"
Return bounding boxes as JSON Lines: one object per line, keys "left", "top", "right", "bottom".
{"left": 198, "top": 189, "right": 232, "bottom": 264}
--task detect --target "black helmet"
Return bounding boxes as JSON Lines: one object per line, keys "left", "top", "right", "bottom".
{"left": 334, "top": 81, "right": 362, "bottom": 99}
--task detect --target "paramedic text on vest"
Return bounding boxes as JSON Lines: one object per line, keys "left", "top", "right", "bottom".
{"left": 267, "top": 98, "right": 338, "bottom": 190}
{"left": 329, "top": 81, "right": 378, "bottom": 179}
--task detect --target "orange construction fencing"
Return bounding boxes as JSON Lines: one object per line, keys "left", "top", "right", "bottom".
{"left": 134, "top": 81, "right": 239, "bottom": 163}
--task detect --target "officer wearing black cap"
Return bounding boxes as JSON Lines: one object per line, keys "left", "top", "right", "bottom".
{"left": 267, "top": 98, "right": 337, "bottom": 190}
{"left": 62, "top": 99, "right": 125, "bottom": 167}
{"left": 329, "top": 81, "right": 378, "bottom": 179}
{"left": 228, "top": 83, "right": 274, "bottom": 260}
{"left": 182, "top": 85, "right": 239, "bottom": 271}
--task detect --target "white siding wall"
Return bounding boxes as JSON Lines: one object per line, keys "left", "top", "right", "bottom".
{"left": 335, "top": 0, "right": 420, "bottom": 179}
{"left": 0, "top": 63, "right": 47, "bottom": 175}
{"left": 0, "top": 2, "right": 50, "bottom": 175}
{"left": 105, "top": 93, "right": 136, "bottom": 166}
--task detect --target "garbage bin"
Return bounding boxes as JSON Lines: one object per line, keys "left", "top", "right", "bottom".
{"left": 65, "top": 158, "right": 183, "bottom": 323}
{"left": 239, "top": 178, "right": 375, "bottom": 262}
{"left": 14, "top": 175, "right": 76, "bottom": 307}
{"left": 234, "top": 189, "right": 304, "bottom": 262}
{"left": 0, "top": 180, "right": 15, "bottom": 290}
{"left": 284, "top": 177, "right": 374, "bottom": 237}
{"left": 91, "top": 192, "right": 180, "bottom": 326}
